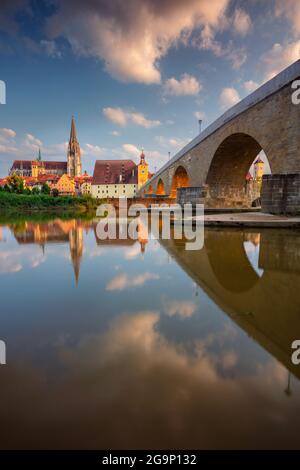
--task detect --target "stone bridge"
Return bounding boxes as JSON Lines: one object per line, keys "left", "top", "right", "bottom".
{"left": 138, "top": 60, "right": 300, "bottom": 214}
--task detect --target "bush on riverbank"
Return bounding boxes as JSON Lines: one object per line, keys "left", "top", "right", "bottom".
{"left": 0, "top": 191, "right": 99, "bottom": 213}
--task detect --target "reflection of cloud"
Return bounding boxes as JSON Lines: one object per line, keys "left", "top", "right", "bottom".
{"left": 106, "top": 272, "right": 159, "bottom": 291}
{"left": 0, "top": 248, "right": 46, "bottom": 273}
{"left": 0, "top": 311, "right": 298, "bottom": 449}
{"left": 243, "top": 241, "right": 264, "bottom": 277}
{"left": 164, "top": 299, "right": 197, "bottom": 318}
{"left": 0, "top": 251, "right": 22, "bottom": 273}
{"left": 124, "top": 243, "right": 142, "bottom": 260}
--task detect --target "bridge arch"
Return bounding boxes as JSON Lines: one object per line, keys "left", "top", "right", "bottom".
{"left": 170, "top": 165, "right": 190, "bottom": 199}
{"left": 146, "top": 185, "right": 153, "bottom": 195}
{"left": 206, "top": 133, "right": 270, "bottom": 207}
{"left": 156, "top": 178, "right": 166, "bottom": 195}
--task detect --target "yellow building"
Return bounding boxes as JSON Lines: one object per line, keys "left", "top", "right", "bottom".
{"left": 254, "top": 157, "right": 264, "bottom": 183}
{"left": 138, "top": 149, "right": 149, "bottom": 188}
{"left": 53, "top": 174, "right": 75, "bottom": 195}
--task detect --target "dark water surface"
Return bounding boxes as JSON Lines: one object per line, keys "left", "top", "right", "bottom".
{"left": 0, "top": 218, "right": 300, "bottom": 449}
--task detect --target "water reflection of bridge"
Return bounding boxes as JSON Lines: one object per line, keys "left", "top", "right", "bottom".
{"left": 159, "top": 229, "right": 300, "bottom": 380}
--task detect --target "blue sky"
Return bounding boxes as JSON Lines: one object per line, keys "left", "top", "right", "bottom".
{"left": 0, "top": 0, "right": 299, "bottom": 177}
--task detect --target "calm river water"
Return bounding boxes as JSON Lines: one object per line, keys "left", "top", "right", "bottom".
{"left": 0, "top": 217, "right": 300, "bottom": 449}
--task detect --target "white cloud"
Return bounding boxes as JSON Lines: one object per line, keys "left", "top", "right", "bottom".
{"left": 106, "top": 272, "right": 159, "bottom": 291}
{"left": 103, "top": 107, "right": 160, "bottom": 128}
{"left": 194, "top": 25, "right": 247, "bottom": 69}
{"left": 85, "top": 143, "right": 106, "bottom": 157}
{"left": 0, "top": 128, "right": 16, "bottom": 140}
{"left": 164, "top": 74, "right": 201, "bottom": 96}
{"left": 0, "top": 128, "right": 18, "bottom": 153}
{"left": 45, "top": 0, "right": 230, "bottom": 84}
{"left": 232, "top": 8, "right": 252, "bottom": 36}
{"left": 130, "top": 112, "right": 160, "bottom": 128}
{"left": 164, "top": 300, "right": 197, "bottom": 319}
{"left": 261, "top": 41, "right": 300, "bottom": 81}
{"left": 220, "top": 87, "right": 240, "bottom": 108}
{"left": 122, "top": 143, "right": 140, "bottom": 157}
{"left": 103, "top": 107, "right": 127, "bottom": 126}
{"left": 110, "top": 130, "right": 120, "bottom": 136}
{"left": 244, "top": 80, "right": 259, "bottom": 93}
{"left": 155, "top": 136, "right": 188, "bottom": 150}
{"left": 40, "top": 39, "right": 61, "bottom": 58}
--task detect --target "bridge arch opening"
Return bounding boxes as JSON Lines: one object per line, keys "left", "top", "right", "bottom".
{"left": 156, "top": 179, "right": 166, "bottom": 195}
{"left": 171, "top": 166, "right": 190, "bottom": 199}
{"left": 206, "top": 133, "right": 271, "bottom": 208}
{"left": 146, "top": 185, "right": 153, "bottom": 195}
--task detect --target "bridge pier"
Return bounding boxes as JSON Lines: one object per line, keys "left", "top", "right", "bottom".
{"left": 177, "top": 185, "right": 259, "bottom": 209}
{"left": 261, "top": 174, "right": 300, "bottom": 215}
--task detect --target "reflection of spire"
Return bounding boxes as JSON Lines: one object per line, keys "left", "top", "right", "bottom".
{"left": 284, "top": 371, "right": 292, "bottom": 397}
{"left": 137, "top": 219, "right": 148, "bottom": 256}
{"left": 69, "top": 224, "right": 83, "bottom": 287}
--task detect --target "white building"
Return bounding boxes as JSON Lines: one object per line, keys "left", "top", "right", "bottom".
{"left": 91, "top": 160, "right": 138, "bottom": 199}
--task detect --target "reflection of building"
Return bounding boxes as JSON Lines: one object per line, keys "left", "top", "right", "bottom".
{"left": 12, "top": 220, "right": 84, "bottom": 285}
{"left": 244, "top": 233, "right": 261, "bottom": 247}
{"left": 69, "top": 225, "right": 83, "bottom": 287}
{"left": 94, "top": 221, "right": 148, "bottom": 255}
{"left": 137, "top": 218, "right": 148, "bottom": 254}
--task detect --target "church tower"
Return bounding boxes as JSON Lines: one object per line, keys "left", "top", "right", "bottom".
{"left": 138, "top": 149, "right": 149, "bottom": 188}
{"left": 67, "top": 115, "right": 82, "bottom": 177}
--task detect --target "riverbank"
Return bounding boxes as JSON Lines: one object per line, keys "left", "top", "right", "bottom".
{"left": 171, "top": 211, "right": 300, "bottom": 229}
{"left": 0, "top": 191, "right": 99, "bottom": 215}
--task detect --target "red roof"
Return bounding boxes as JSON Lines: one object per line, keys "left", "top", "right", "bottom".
{"left": 11, "top": 160, "right": 32, "bottom": 170}
{"left": 74, "top": 175, "right": 92, "bottom": 184}
{"left": 92, "top": 160, "right": 138, "bottom": 185}
{"left": 37, "top": 174, "right": 59, "bottom": 183}
{"left": 43, "top": 161, "right": 67, "bottom": 170}
{"left": 10, "top": 160, "right": 67, "bottom": 171}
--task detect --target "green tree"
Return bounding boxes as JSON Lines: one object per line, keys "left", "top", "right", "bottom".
{"left": 31, "top": 187, "right": 40, "bottom": 195}
{"left": 6, "top": 175, "right": 25, "bottom": 194}
{"left": 41, "top": 183, "right": 50, "bottom": 194}
{"left": 52, "top": 188, "right": 59, "bottom": 197}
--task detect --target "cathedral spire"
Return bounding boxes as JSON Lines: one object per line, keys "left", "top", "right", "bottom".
{"left": 67, "top": 114, "right": 82, "bottom": 177}
{"left": 70, "top": 114, "right": 78, "bottom": 142}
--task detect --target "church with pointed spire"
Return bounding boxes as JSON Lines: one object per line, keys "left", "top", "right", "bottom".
{"left": 67, "top": 115, "right": 82, "bottom": 177}
{"left": 9, "top": 115, "right": 82, "bottom": 179}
